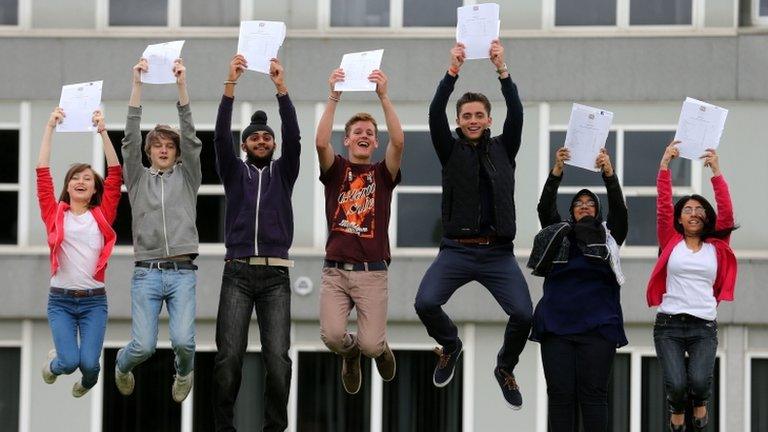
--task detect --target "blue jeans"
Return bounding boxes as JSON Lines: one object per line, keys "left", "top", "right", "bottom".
{"left": 47, "top": 290, "right": 108, "bottom": 389}
{"left": 213, "top": 261, "right": 292, "bottom": 432}
{"left": 415, "top": 238, "right": 532, "bottom": 371}
{"left": 653, "top": 313, "right": 718, "bottom": 414}
{"left": 117, "top": 267, "right": 196, "bottom": 376}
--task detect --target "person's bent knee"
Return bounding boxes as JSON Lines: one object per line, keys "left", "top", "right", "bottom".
{"left": 320, "top": 328, "right": 348, "bottom": 353}
{"left": 57, "top": 356, "right": 79, "bottom": 375}
{"left": 80, "top": 359, "right": 101, "bottom": 378}
{"left": 358, "top": 339, "right": 385, "bottom": 358}
{"left": 414, "top": 295, "right": 439, "bottom": 317}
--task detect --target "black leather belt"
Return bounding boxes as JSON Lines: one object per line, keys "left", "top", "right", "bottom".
{"left": 50, "top": 287, "right": 106, "bottom": 297}
{"left": 451, "top": 235, "right": 509, "bottom": 246}
{"left": 135, "top": 261, "right": 198, "bottom": 270}
{"left": 324, "top": 260, "right": 388, "bottom": 271}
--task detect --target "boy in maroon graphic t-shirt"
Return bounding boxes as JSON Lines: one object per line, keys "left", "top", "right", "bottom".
{"left": 315, "top": 67, "right": 404, "bottom": 395}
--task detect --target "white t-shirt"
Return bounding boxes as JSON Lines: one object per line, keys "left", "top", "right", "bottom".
{"left": 658, "top": 241, "right": 718, "bottom": 320}
{"left": 50, "top": 211, "right": 105, "bottom": 289}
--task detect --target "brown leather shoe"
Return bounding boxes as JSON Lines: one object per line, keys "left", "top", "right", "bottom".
{"left": 341, "top": 347, "right": 362, "bottom": 394}
{"left": 375, "top": 345, "right": 396, "bottom": 382}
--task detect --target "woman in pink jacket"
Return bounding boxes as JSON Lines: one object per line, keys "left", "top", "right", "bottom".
{"left": 37, "top": 107, "right": 122, "bottom": 397}
{"left": 647, "top": 141, "right": 737, "bottom": 432}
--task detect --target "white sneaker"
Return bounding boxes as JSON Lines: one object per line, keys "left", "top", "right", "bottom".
{"left": 42, "top": 349, "right": 57, "bottom": 384}
{"left": 172, "top": 371, "right": 194, "bottom": 403}
{"left": 72, "top": 381, "right": 90, "bottom": 398}
{"left": 115, "top": 365, "right": 135, "bottom": 396}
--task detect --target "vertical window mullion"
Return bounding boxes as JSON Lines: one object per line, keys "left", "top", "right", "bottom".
{"left": 390, "top": 0, "right": 403, "bottom": 28}
{"left": 168, "top": 0, "right": 181, "bottom": 27}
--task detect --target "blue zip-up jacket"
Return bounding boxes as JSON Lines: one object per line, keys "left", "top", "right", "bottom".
{"left": 213, "top": 94, "right": 301, "bottom": 260}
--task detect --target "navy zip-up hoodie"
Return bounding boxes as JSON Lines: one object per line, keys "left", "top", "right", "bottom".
{"left": 213, "top": 94, "right": 301, "bottom": 259}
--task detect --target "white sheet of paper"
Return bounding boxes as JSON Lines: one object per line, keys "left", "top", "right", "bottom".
{"left": 673, "top": 97, "right": 728, "bottom": 160}
{"left": 563, "top": 103, "right": 614, "bottom": 172}
{"left": 456, "top": 3, "right": 500, "bottom": 60}
{"left": 57, "top": 81, "right": 103, "bottom": 133}
{"left": 334, "top": 49, "right": 384, "bottom": 92}
{"left": 237, "top": 20, "right": 287, "bottom": 74}
{"left": 141, "top": 40, "right": 185, "bottom": 84}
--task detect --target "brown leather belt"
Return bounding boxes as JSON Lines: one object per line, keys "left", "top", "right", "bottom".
{"left": 452, "top": 236, "right": 500, "bottom": 245}
{"left": 50, "top": 287, "right": 106, "bottom": 297}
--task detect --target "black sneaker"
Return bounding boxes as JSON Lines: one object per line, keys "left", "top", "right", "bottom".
{"left": 669, "top": 422, "right": 686, "bottom": 432}
{"left": 494, "top": 367, "right": 522, "bottom": 410}
{"left": 432, "top": 339, "right": 462, "bottom": 387}
{"left": 692, "top": 411, "right": 708, "bottom": 431}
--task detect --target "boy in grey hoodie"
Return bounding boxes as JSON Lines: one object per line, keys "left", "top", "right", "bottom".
{"left": 114, "top": 57, "right": 202, "bottom": 403}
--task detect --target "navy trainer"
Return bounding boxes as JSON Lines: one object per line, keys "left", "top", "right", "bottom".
{"left": 432, "top": 339, "right": 463, "bottom": 387}
{"left": 494, "top": 366, "right": 522, "bottom": 410}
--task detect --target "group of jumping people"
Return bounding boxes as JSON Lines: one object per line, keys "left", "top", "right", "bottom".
{"left": 37, "top": 39, "right": 737, "bottom": 432}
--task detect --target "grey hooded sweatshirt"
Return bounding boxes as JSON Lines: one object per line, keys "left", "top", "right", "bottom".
{"left": 122, "top": 103, "right": 202, "bottom": 261}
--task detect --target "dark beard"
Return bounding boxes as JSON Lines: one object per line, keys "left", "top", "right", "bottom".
{"left": 246, "top": 149, "right": 275, "bottom": 168}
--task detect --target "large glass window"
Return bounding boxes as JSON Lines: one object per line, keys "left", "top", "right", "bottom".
{"left": 608, "top": 353, "right": 631, "bottom": 431}
{"left": 0, "top": 130, "right": 19, "bottom": 244}
{"left": 555, "top": 0, "right": 616, "bottom": 26}
{"left": 752, "top": 358, "right": 768, "bottom": 432}
{"left": 297, "top": 351, "right": 372, "bottom": 431}
{"left": 630, "top": 0, "right": 692, "bottom": 25}
{"left": 331, "top": 0, "right": 390, "bottom": 27}
{"left": 403, "top": 0, "right": 461, "bottom": 27}
{"left": 547, "top": 129, "right": 691, "bottom": 247}
{"left": 0, "top": 347, "right": 20, "bottom": 431}
{"left": 382, "top": 350, "right": 462, "bottom": 431}
{"left": 762, "top": 0, "right": 768, "bottom": 16}
{"left": 0, "top": 0, "right": 18, "bottom": 25}
{"left": 102, "top": 348, "right": 182, "bottom": 431}
{"left": 109, "top": 0, "right": 168, "bottom": 26}
{"left": 181, "top": 0, "right": 239, "bottom": 27}
{"left": 641, "top": 356, "right": 719, "bottom": 432}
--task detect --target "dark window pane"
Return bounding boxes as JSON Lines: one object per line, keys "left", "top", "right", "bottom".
{"left": 198, "top": 130, "right": 240, "bottom": 185}
{"left": 0, "top": 0, "right": 18, "bottom": 25}
{"left": 197, "top": 195, "right": 226, "bottom": 243}
{"left": 193, "top": 352, "right": 265, "bottom": 431}
{"left": 624, "top": 195, "right": 687, "bottom": 247}
{"left": 0, "top": 348, "right": 20, "bottom": 431}
{"left": 609, "top": 353, "right": 631, "bottom": 432}
{"left": 752, "top": 359, "right": 768, "bottom": 432}
{"left": 114, "top": 192, "right": 133, "bottom": 245}
{"left": 331, "top": 131, "right": 388, "bottom": 163}
{"left": 108, "top": 130, "right": 150, "bottom": 168}
{"left": 297, "top": 352, "right": 371, "bottom": 432}
{"left": 555, "top": 193, "right": 608, "bottom": 224}
{"left": 331, "top": 0, "right": 389, "bottom": 27}
{"left": 397, "top": 193, "right": 442, "bottom": 247}
{"left": 630, "top": 0, "right": 692, "bottom": 25}
{"left": 0, "top": 192, "right": 18, "bottom": 244}
{"left": 555, "top": 0, "right": 616, "bottom": 26}
{"left": 382, "top": 350, "right": 462, "bottom": 431}
{"left": 642, "top": 356, "right": 719, "bottom": 432}
{"left": 624, "top": 131, "right": 690, "bottom": 187}
{"left": 399, "top": 132, "right": 441, "bottom": 186}
{"left": 109, "top": 0, "right": 168, "bottom": 26}
{"left": 182, "top": 0, "right": 239, "bottom": 26}
{"left": 550, "top": 131, "right": 616, "bottom": 187}
{"left": 762, "top": 0, "right": 768, "bottom": 17}
{"left": 403, "top": 0, "right": 459, "bottom": 27}
{"left": 0, "top": 130, "right": 19, "bottom": 182}
{"left": 103, "top": 348, "right": 182, "bottom": 432}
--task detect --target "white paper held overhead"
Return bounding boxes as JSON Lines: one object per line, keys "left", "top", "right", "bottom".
{"left": 237, "top": 20, "right": 287, "bottom": 74}
{"left": 57, "top": 81, "right": 103, "bottom": 133}
{"left": 334, "top": 49, "right": 384, "bottom": 92}
{"left": 673, "top": 97, "right": 728, "bottom": 161}
{"left": 563, "top": 103, "right": 614, "bottom": 172}
{"left": 456, "top": 3, "right": 500, "bottom": 60}
{"left": 141, "top": 40, "right": 185, "bottom": 84}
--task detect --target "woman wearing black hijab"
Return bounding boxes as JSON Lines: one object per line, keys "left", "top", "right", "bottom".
{"left": 528, "top": 147, "right": 628, "bottom": 432}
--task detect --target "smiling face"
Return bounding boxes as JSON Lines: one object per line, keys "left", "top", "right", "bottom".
{"left": 456, "top": 101, "right": 492, "bottom": 142}
{"left": 572, "top": 194, "right": 597, "bottom": 222}
{"left": 148, "top": 137, "right": 178, "bottom": 171}
{"left": 344, "top": 120, "right": 378, "bottom": 162}
{"left": 678, "top": 198, "right": 708, "bottom": 237}
{"left": 66, "top": 168, "right": 97, "bottom": 205}
{"left": 242, "top": 131, "right": 275, "bottom": 162}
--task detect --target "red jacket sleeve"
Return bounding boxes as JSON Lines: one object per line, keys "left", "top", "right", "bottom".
{"left": 711, "top": 174, "right": 734, "bottom": 244}
{"left": 656, "top": 169, "right": 676, "bottom": 248}
{"left": 101, "top": 165, "right": 123, "bottom": 224}
{"left": 36, "top": 167, "right": 57, "bottom": 229}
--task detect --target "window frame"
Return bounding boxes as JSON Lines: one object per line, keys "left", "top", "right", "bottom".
{"left": 543, "top": 0, "right": 704, "bottom": 32}
{"left": 0, "top": 102, "right": 30, "bottom": 249}
{"left": 0, "top": 0, "right": 29, "bottom": 29}
{"left": 754, "top": 0, "right": 768, "bottom": 26}
{"left": 744, "top": 351, "right": 768, "bottom": 432}
{"left": 0, "top": 340, "right": 23, "bottom": 432}
{"left": 97, "top": 0, "right": 248, "bottom": 31}
{"left": 320, "top": 0, "right": 471, "bottom": 32}
{"left": 544, "top": 123, "right": 702, "bottom": 252}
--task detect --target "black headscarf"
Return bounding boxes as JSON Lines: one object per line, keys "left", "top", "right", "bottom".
{"left": 569, "top": 189, "right": 607, "bottom": 251}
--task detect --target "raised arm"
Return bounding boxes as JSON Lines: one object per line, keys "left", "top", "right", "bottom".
{"left": 597, "top": 148, "right": 628, "bottom": 245}
{"left": 702, "top": 148, "right": 734, "bottom": 238}
{"left": 369, "top": 70, "right": 403, "bottom": 181}
{"left": 174, "top": 59, "right": 202, "bottom": 188}
{"left": 215, "top": 54, "right": 247, "bottom": 181}
{"left": 490, "top": 40, "right": 524, "bottom": 161}
{"left": 37, "top": 108, "right": 64, "bottom": 168}
{"left": 315, "top": 69, "right": 342, "bottom": 173}
{"left": 128, "top": 58, "right": 147, "bottom": 108}
{"left": 269, "top": 58, "right": 301, "bottom": 184}
{"left": 537, "top": 147, "right": 567, "bottom": 227}
{"left": 428, "top": 43, "right": 464, "bottom": 165}
{"left": 36, "top": 108, "right": 64, "bottom": 222}
{"left": 122, "top": 59, "right": 148, "bottom": 188}
{"left": 657, "top": 141, "right": 680, "bottom": 246}
{"left": 92, "top": 110, "right": 123, "bottom": 222}
{"left": 93, "top": 110, "right": 119, "bottom": 167}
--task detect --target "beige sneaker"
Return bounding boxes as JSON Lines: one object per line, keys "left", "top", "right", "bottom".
{"left": 72, "top": 381, "right": 90, "bottom": 398}
{"left": 375, "top": 345, "right": 396, "bottom": 382}
{"left": 115, "top": 365, "right": 135, "bottom": 396}
{"left": 172, "top": 371, "right": 194, "bottom": 403}
{"left": 341, "top": 347, "right": 362, "bottom": 395}
{"left": 42, "top": 349, "right": 57, "bottom": 384}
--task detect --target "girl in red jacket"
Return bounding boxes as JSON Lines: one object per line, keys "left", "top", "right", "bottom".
{"left": 37, "top": 107, "right": 122, "bottom": 397}
{"left": 648, "top": 141, "right": 737, "bottom": 432}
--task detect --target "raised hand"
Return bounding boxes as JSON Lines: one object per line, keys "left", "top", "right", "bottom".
{"left": 269, "top": 58, "right": 287, "bottom": 94}
{"left": 368, "top": 69, "right": 388, "bottom": 99}
{"left": 228, "top": 54, "right": 248, "bottom": 82}
{"left": 660, "top": 140, "right": 681, "bottom": 170}
{"left": 489, "top": 39, "right": 505, "bottom": 70}
{"left": 47, "top": 107, "right": 65, "bottom": 129}
{"left": 449, "top": 42, "right": 466, "bottom": 75}
{"left": 595, "top": 148, "right": 614, "bottom": 176}
{"left": 92, "top": 110, "right": 106, "bottom": 133}
{"left": 132, "top": 58, "right": 148, "bottom": 85}
{"left": 173, "top": 58, "right": 186, "bottom": 85}
{"left": 328, "top": 68, "right": 345, "bottom": 100}
{"left": 701, "top": 148, "right": 721, "bottom": 176}
{"left": 552, "top": 147, "right": 570, "bottom": 176}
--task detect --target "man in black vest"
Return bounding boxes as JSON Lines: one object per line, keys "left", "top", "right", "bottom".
{"left": 414, "top": 39, "right": 532, "bottom": 410}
